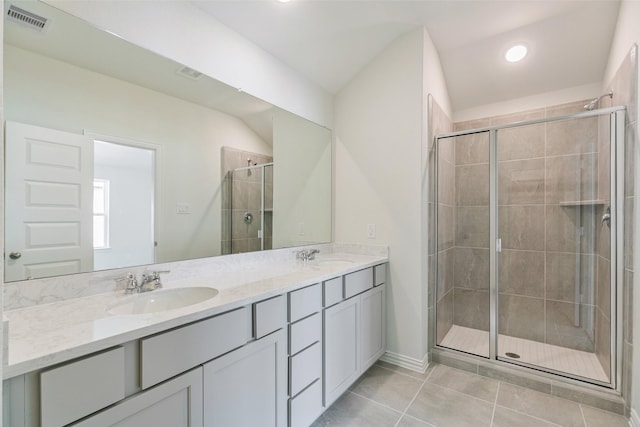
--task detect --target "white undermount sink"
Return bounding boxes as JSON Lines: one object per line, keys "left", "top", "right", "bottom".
{"left": 108, "top": 287, "right": 219, "bottom": 315}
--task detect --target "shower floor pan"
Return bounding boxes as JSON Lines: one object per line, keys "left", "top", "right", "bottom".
{"left": 440, "top": 325, "right": 609, "bottom": 383}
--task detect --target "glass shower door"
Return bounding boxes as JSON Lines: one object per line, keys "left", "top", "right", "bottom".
{"left": 230, "top": 165, "right": 265, "bottom": 253}
{"left": 433, "top": 108, "right": 624, "bottom": 388}
{"left": 435, "top": 130, "right": 491, "bottom": 357}
{"left": 495, "top": 113, "right": 616, "bottom": 384}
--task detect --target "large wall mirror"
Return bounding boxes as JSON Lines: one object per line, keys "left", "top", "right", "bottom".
{"left": 3, "top": 0, "right": 332, "bottom": 282}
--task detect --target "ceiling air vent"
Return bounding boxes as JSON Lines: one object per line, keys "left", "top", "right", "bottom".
{"left": 6, "top": 4, "right": 49, "bottom": 32}
{"left": 176, "top": 66, "right": 204, "bottom": 81}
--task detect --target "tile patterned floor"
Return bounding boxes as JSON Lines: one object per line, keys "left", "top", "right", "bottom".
{"left": 311, "top": 362, "right": 628, "bottom": 427}
{"left": 440, "top": 325, "right": 609, "bottom": 383}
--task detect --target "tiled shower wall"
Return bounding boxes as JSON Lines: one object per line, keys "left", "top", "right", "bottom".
{"left": 220, "top": 147, "right": 273, "bottom": 254}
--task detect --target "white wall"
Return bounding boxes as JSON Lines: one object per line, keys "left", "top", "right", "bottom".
{"left": 453, "top": 82, "right": 601, "bottom": 122}
{"left": 5, "top": 45, "right": 271, "bottom": 265}
{"left": 335, "top": 27, "right": 447, "bottom": 366}
{"left": 43, "top": 0, "right": 333, "bottom": 129}
{"left": 273, "top": 110, "right": 332, "bottom": 248}
{"left": 604, "top": 0, "right": 640, "bottom": 422}
{"left": 604, "top": 0, "right": 640, "bottom": 90}
{"left": 423, "top": 31, "right": 452, "bottom": 120}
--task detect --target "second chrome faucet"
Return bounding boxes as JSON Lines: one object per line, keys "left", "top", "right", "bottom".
{"left": 296, "top": 248, "right": 320, "bottom": 261}
{"left": 116, "top": 270, "right": 170, "bottom": 294}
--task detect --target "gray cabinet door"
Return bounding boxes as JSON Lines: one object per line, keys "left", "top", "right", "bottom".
{"left": 323, "top": 296, "right": 359, "bottom": 407}
{"left": 74, "top": 368, "right": 203, "bottom": 427}
{"left": 203, "top": 329, "right": 287, "bottom": 427}
{"left": 360, "top": 284, "right": 386, "bottom": 370}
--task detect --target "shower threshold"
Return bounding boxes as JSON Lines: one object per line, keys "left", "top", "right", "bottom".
{"left": 440, "top": 325, "right": 609, "bottom": 383}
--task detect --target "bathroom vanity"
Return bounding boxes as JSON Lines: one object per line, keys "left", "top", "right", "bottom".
{"left": 2, "top": 251, "right": 387, "bottom": 427}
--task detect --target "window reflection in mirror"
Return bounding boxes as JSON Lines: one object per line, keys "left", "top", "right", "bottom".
{"left": 3, "top": 0, "right": 332, "bottom": 282}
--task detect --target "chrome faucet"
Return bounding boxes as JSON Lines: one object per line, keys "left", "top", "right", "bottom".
{"left": 115, "top": 272, "right": 139, "bottom": 294}
{"left": 296, "top": 249, "right": 320, "bottom": 261}
{"left": 115, "top": 270, "right": 170, "bottom": 294}
{"left": 307, "top": 249, "right": 320, "bottom": 260}
{"left": 140, "top": 270, "right": 171, "bottom": 292}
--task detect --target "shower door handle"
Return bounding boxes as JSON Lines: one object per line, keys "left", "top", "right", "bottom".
{"left": 601, "top": 207, "right": 611, "bottom": 228}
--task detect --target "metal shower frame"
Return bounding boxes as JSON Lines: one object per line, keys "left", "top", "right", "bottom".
{"left": 231, "top": 162, "right": 274, "bottom": 251}
{"left": 432, "top": 106, "right": 626, "bottom": 391}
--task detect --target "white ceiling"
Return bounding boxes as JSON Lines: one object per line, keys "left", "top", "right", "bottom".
{"left": 194, "top": 0, "right": 621, "bottom": 112}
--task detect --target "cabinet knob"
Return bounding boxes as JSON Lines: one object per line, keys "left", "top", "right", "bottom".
{"left": 9, "top": 251, "right": 22, "bottom": 260}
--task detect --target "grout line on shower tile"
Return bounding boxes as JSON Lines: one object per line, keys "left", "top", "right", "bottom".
{"left": 455, "top": 161, "right": 490, "bottom": 167}
{"left": 453, "top": 245, "right": 494, "bottom": 250}
{"left": 498, "top": 155, "right": 548, "bottom": 163}
{"left": 544, "top": 150, "right": 599, "bottom": 160}
{"left": 495, "top": 291, "right": 599, "bottom": 307}
{"left": 496, "top": 203, "right": 547, "bottom": 207}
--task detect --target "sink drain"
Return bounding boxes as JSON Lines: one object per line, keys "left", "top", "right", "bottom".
{"left": 505, "top": 352, "right": 521, "bottom": 359}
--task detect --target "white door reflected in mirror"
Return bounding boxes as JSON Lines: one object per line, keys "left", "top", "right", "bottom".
{"left": 5, "top": 121, "right": 94, "bottom": 282}
{"left": 4, "top": 124, "right": 157, "bottom": 281}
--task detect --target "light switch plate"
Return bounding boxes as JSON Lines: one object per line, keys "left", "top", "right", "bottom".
{"left": 176, "top": 203, "right": 191, "bottom": 214}
{"left": 367, "top": 223, "right": 376, "bottom": 239}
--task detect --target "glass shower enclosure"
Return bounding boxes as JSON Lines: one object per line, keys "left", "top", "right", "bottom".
{"left": 223, "top": 163, "right": 274, "bottom": 254}
{"left": 433, "top": 107, "right": 625, "bottom": 388}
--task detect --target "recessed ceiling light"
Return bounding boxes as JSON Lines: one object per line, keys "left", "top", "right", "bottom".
{"left": 505, "top": 45, "right": 528, "bottom": 63}
{"left": 277, "top": 0, "right": 291, "bottom": 3}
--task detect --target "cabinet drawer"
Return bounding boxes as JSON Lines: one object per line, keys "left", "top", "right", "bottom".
{"left": 254, "top": 295, "right": 286, "bottom": 339}
{"left": 41, "top": 347, "right": 125, "bottom": 427}
{"left": 288, "top": 283, "right": 322, "bottom": 322}
{"left": 141, "top": 307, "right": 248, "bottom": 389}
{"left": 289, "top": 379, "right": 323, "bottom": 427}
{"left": 323, "top": 277, "right": 343, "bottom": 307}
{"left": 289, "top": 312, "right": 321, "bottom": 355}
{"left": 374, "top": 264, "right": 386, "bottom": 286}
{"left": 344, "top": 268, "right": 373, "bottom": 299}
{"left": 289, "top": 342, "right": 322, "bottom": 396}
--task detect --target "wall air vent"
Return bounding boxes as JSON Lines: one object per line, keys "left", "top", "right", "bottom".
{"left": 176, "top": 66, "right": 204, "bottom": 81}
{"left": 6, "top": 4, "right": 49, "bottom": 32}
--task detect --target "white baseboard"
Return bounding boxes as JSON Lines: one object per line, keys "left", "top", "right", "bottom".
{"left": 379, "top": 351, "right": 429, "bottom": 373}
{"left": 630, "top": 408, "right": 640, "bottom": 427}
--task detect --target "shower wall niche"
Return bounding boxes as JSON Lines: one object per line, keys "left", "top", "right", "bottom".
{"left": 434, "top": 100, "right": 620, "bottom": 385}
{"left": 221, "top": 147, "right": 273, "bottom": 255}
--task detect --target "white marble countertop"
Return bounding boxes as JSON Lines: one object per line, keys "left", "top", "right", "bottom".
{"left": 3, "top": 252, "right": 387, "bottom": 379}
